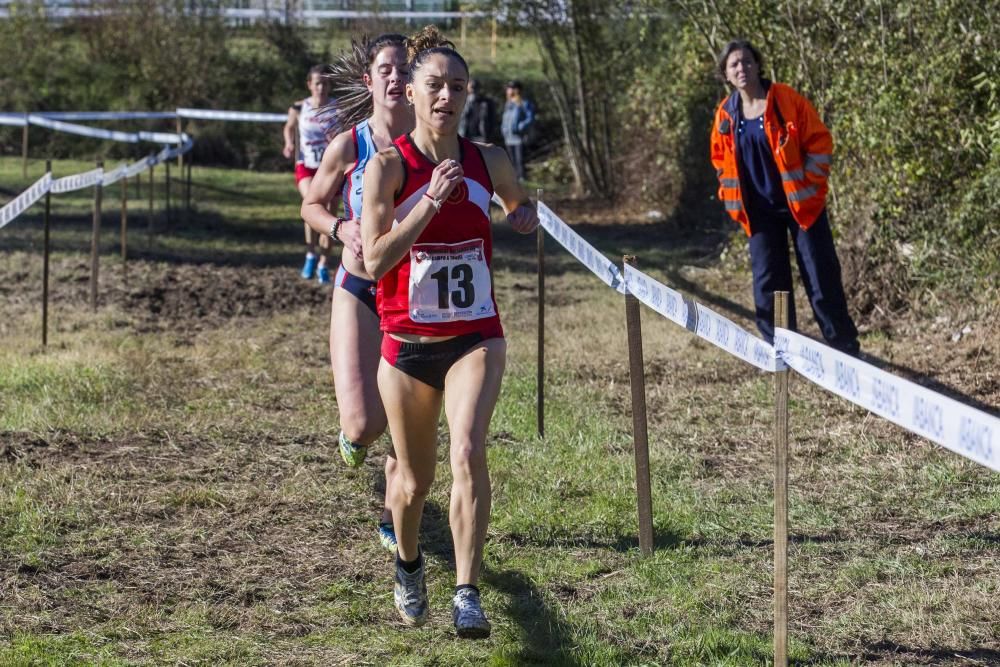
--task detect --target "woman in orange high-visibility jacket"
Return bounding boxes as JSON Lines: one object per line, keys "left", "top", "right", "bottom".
{"left": 710, "top": 40, "right": 859, "bottom": 355}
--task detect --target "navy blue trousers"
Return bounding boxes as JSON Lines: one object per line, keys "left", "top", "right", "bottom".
{"left": 748, "top": 208, "right": 859, "bottom": 354}
{"left": 505, "top": 143, "right": 525, "bottom": 180}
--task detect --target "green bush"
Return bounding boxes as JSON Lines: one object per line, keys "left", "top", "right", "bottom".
{"left": 614, "top": 0, "right": 1000, "bottom": 310}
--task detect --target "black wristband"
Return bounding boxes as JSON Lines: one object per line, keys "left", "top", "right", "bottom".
{"left": 329, "top": 217, "right": 344, "bottom": 243}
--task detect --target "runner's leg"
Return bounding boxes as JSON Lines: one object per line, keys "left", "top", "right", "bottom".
{"left": 443, "top": 338, "right": 506, "bottom": 586}
{"left": 379, "top": 359, "right": 442, "bottom": 562}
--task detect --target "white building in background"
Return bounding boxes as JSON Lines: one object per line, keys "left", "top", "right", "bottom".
{"left": 0, "top": 1, "right": 492, "bottom": 24}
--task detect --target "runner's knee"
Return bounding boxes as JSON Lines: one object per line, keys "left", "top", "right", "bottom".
{"left": 339, "top": 406, "right": 386, "bottom": 445}
{"left": 397, "top": 473, "right": 433, "bottom": 504}
{"left": 450, "top": 437, "right": 486, "bottom": 478}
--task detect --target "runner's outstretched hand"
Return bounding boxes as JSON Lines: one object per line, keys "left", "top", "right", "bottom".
{"left": 507, "top": 203, "right": 538, "bottom": 234}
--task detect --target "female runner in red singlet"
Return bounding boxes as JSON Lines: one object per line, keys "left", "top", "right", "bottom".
{"left": 361, "top": 27, "right": 538, "bottom": 638}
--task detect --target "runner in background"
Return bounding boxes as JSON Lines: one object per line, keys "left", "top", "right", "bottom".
{"left": 284, "top": 65, "right": 338, "bottom": 284}
{"left": 300, "top": 35, "right": 414, "bottom": 553}
{"left": 361, "top": 26, "right": 538, "bottom": 638}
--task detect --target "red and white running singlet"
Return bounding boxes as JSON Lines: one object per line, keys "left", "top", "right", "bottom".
{"left": 377, "top": 134, "right": 502, "bottom": 338}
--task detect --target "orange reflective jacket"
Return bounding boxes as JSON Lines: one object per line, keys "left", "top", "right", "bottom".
{"left": 710, "top": 81, "right": 832, "bottom": 236}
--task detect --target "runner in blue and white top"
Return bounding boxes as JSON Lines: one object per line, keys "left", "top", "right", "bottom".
{"left": 283, "top": 65, "right": 338, "bottom": 284}
{"left": 300, "top": 34, "right": 414, "bottom": 552}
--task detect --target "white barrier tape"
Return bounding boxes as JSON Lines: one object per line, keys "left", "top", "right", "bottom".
{"left": 623, "top": 264, "right": 779, "bottom": 372}
{"left": 127, "top": 154, "right": 161, "bottom": 178}
{"left": 0, "top": 113, "right": 28, "bottom": 127}
{"left": 537, "top": 202, "right": 626, "bottom": 294}
{"left": 158, "top": 136, "right": 194, "bottom": 162}
{"left": 775, "top": 328, "right": 1000, "bottom": 473}
{"left": 0, "top": 173, "right": 51, "bottom": 230}
{"left": 623, "top": 263, "right": 691, "bottom": 328}
{"left": 101, "top": 163, "right": 129, "bottom": 187}
{"left": 28, "top": 115, "right": 142, "bottom": 143}
{"left": 138, "top": 131, "right": 185, "bottom": 145}
{"left": 27, "top": 115, "right": 184, "bottom": 144}
{"left": 33, "top": 111, "right": 177, "bottom": 121}
{"left": 51, "top": 167, "right": 104, "bottom": 194}
{"left": 695, "top": 302, "right": 781, "bottom": 372}
{"left": 177, "top": 108, "right": 287, "bottom": 123}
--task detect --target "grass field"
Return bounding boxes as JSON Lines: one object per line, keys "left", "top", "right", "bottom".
{"left": 1, "top": 156, "right": 998, "bottom": 665}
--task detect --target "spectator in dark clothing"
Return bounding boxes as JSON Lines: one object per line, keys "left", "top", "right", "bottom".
{"left": 501, "top": 80, "right": 535, "bottom": 180}
{"left": 459, "top": 79, "right": 497, "bottom": 143}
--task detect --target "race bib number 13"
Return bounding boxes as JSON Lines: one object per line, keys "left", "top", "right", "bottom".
{"left": 409, "top": 239, "right": 495, "bottom": 323}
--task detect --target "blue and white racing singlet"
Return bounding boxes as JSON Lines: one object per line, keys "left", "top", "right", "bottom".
{"left": 341, "top": 119, "right": 378, "bottom": 219}
{"left": 297, "top": 98, "right": 336, "bottom": 169}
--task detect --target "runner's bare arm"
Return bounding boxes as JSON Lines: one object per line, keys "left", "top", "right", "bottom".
{"left": 481, "top": 143, "right": 538, "bottom": 234}
{"left": 282, "top": 105, "right": 298, "bottom": 160}
{"left": 362, "top": 150, "right": 464, "bottom": 279}
{"left": 301, "top": 129, "right": 360, "bottom": 255}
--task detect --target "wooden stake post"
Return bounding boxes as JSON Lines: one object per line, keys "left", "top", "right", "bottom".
{"left": 164, "top": 159, "right": 171, "bottom": 227}
{"left": 536, "top": 188, "right": 545, "bottom": 438}
{"left": 42, "top": 159, "right": 51, "bottom": 347}
{"left": 176, "top": 117, "right": 184, "bottom": 168}
{"left": 21, "top": 117, "right": 29, "bottom": 178}
{"left": 773, "top": 290, "right": 791, "bottom": 667}
{"left": 89, "top": 160, "right": 103, "bottom": 311}
{"left": 185, "top": 161, "right": 192, "bottom": 212}
{"left": 147, "top": 161, "right": 155, "bottom": 244}
{"left": 623, "top": 255, "right": 654, "bottom": 556}
{"left": 121, "top": 175, "right": 128, "bottom": 285}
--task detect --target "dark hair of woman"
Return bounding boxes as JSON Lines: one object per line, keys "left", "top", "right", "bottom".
{"left": 716, "top": 39, "right": 764, "bottom": 84}
{"left": 407, "top": 24, "right": 468, "bottom": 77}
{"left": 319, "top": 33, "right": 407, "bottom": 129}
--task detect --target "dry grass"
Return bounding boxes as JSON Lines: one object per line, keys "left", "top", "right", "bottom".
{"left": 2, "top": 161, "right": 998, "bottom": 665}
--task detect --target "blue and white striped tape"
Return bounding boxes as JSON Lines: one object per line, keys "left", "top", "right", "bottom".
{"left": 176, "top": 108, "right": 287, "bottom": 123}
{"left": 623, "top": 264, "right": 780, "bottom": 372}
{"left": 51, "top": 167, "right": 104, "bottom": 194}
{"left": 537, "top": 201, "right": 626, "bottom": 294}
{"left": 125, "top": 155, "right": 157, "bottom": 179}
{"left": 27, "top": 115, "right": 185, "bottom": 144}
{"left": 101, "top": 163, "right": 129, "bottom": 187}
{"left": 0, "top": 113, "right": 28, "bottom": 127}
{"left": 32, "top": 111, "right": 177, "bottom": 121}
{"left": 776, "top": 327, "right": 999, "bottom": 473}
{"left": 0, "top": 173, "right": 51, "bottom": 230}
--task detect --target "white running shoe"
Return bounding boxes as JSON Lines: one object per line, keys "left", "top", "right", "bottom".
{"left": 394, "top": 556, "right": 428, "bottom": 627}
{"left": 452, "top": 587, "right": 491, "bottom": 639}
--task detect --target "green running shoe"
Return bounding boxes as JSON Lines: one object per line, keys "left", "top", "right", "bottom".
{"left": 378, "top": 521, "right": 398, "bottom": 553}
{"left": 339, "top": 431, "right": 367, "bottom": 467}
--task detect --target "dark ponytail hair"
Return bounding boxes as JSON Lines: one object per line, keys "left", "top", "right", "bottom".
{"left": 406, "top": 25, "right": 469, "bottom": 78}
{"left": 318, "top": 32, "right": 407, "bottom": 130}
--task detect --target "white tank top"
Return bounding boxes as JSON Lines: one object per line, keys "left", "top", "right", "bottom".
{"left": 341, "top": 119, "right": 378, "bottom": 219}
{"left": 297, "top": 98, "right": 336, "bottom": 169}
